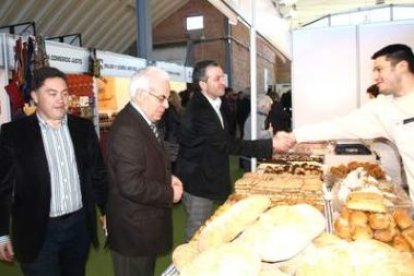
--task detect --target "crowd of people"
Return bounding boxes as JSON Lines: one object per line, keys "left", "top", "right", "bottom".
{"left": 0, "top": 43, "right": 413, "bottom": 276}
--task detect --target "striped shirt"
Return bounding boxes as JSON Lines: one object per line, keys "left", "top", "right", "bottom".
{"left": 37, "top": 114, "right": 83, "bottom": 217}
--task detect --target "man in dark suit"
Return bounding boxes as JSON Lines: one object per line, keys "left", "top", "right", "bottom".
{"left": 0, "top": 67, "right": 107, "bottom": 276}
{"left": 176, "top": 60, "right": 294, "bottom": 241}
{"left": 106, "top": 67, "right": 183, "bottom": 276}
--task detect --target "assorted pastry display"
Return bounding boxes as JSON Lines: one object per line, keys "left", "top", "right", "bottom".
{"left": 234, "top": 162, "right": 324, "bottom": 210}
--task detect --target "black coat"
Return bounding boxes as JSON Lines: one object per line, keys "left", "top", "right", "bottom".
{"left": 0, "top": 114, "right": 107, "bottom": 262}
{"left": 106, "top": 104, "right": 174, "bottom": 256}
{"left": 176, "top": 91, "right": 272, "bottom": 201}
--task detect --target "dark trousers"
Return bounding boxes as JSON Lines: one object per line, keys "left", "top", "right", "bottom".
{"left": 111, "top": 250, "right": 156, "bottom": 276}
{"left": 20, "top": 209, "right": 91, "bottom": 276}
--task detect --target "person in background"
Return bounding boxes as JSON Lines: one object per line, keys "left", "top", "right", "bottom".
{"left": 162, "top": 90, "right": 182, "bottom": 172}
{"left": 366, "top": 84, "right": 404, "bottom": 187}
{"left": 280, "top": 89, "right": 292, "bottom": 118}
{"left": 240, "top": 94, "right": 274, "bottom": 171}
{"left": 176, "top": 60, "right": 294, "bottom": 241}
{"left": 236, "top": 88, "right": 251, "bottom": 139}
{"left": 106, "top": 67, "right": 183, "bottom": 276}
{"left": 0, "top": 67, "right": 107, "bottom": 276}
{"left": 267, "top": 91, "right": 291, "bottom": 134}
{"left": 283, "top": 44, "right": 414, "bottom": 201}
{"left": 221, "top": 87, "right": 238, "bottom": 138}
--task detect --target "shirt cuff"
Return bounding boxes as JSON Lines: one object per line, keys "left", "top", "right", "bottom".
{"left": 0, "top": 235, "right": 10, "bottom": 244}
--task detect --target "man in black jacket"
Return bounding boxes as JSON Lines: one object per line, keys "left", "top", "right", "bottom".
{"left": 176, "top": 60, "right": 293, "bottom": 241}
{"left": 0, "top": 67, "right": 107, "bottom": 276}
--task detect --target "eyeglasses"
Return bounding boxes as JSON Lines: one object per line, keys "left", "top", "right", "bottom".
{"left": 148, "top": 91, "right": 168, "bottom": 103}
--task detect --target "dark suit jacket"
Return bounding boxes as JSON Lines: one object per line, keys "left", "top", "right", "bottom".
{"left": 176, "top": 91, "right": 272, "bottom": 201}
{"left": 106, "top": 103, "right": 174, "bottom": 257}
{"left": 0, "top": 114, "right": 107, "bottom": 262}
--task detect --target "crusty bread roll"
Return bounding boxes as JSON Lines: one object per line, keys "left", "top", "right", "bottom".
{"left": 259, "top": 203, "right": 325, "bottom": 240}
{"left": 296, "top": 242, "right": 354, "bottom": 276}
{"left": 346, "top": 192, "right": 386, "bottom": 213}
{"left": 401, "top": 226, "right": 414, "bottom": 249}
{"left": 340, "top": 207, "right": 351, "bottom": 221}
{"left": 352, "top": 225, "right": 373, "bottom": 240}
{"left": 334, "top": 218, "right": 353, "bottom": 241}
{"left": 351, "top": 239, "right": 414, "bottom": 276}
{"left": 374, "top": 227, "right": 396, "bottom": 242}
{"left": 172, "top": 242, "right": 199, "bottom": 272}
{"left": 368, "top": 213, "right": 390, "bottom": 230}
{"left": 349, "top": 211, "right": 368, "bottom": 227}
{"left": 198, "top": 195, "right": 271, "bottom": 251}
{"left": 180, "top": 243, "right": 261, "bottom": 276}
{"left": 393, "top": 234, "right": 411, "bottom": 252}
{"left": 393, "top": 208, "right": 413, "bottom": 230}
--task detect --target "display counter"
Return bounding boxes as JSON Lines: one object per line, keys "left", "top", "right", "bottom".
{"left": 164, "top": 143, "right": 414, "bottom": 275}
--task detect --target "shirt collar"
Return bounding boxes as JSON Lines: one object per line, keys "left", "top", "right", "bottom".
{"left": 130, "top": 101, "right": 152, "bottom": 126}
{"left": 36, "top": 113, "right": 68, "bottom": 130}
{"left": 201, "top": 92, "right": 222, "bottom": 111}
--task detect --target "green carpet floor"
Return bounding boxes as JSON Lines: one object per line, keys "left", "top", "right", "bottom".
{"left": 0, "top": 156, "right": 244, "bottom": 276}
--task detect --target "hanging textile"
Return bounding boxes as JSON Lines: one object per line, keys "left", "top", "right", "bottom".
{"left": 4, "top": 38, "right": 25, "bottom": 111}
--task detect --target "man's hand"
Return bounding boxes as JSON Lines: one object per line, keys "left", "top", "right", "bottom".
{"left": 171, "top": 175, "right": 183, "bottom": 203}
{"left": 0, "top": 241, "right": 14, "bottom": 262}
{"left": 272, "top": 131, "right": 296, "bottom": 153}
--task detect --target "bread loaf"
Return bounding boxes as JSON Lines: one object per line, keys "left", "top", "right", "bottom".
{"left": 352, "top": 225, "right": 373, "bottom": 240}
{"left": 393, "top": 234, "right": 411, "bottom": 252}
{"left": 346, "top": 192, "right": 386, "bottom": 213}
{"left": 393, "top": 208, "right": 413, "bottom": 230}
{"left": 349, "top": 211, "right": 368, "bottom": 227}
{"left": 198, "top": 195, "right": 271, "bottom": 251}
{"left": 368, "top": 213, "right": 390, "bottom": 230}
{"left": 172, "top": 242, "right": 199, "bottom": 272}
{"left": 401, "top": 227, "right": 414, "bottom": 249}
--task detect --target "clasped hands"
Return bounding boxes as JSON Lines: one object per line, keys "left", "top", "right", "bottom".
{"left": 272, "top": 131, "right": 296, "bottom": 153}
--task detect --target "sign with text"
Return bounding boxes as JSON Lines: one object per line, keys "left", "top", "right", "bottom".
{"left": 97, "top": 50, "right": 146, "bottom": 78}
{"left": 46, "top": 41, "right": 89, "bottom": 73}
{"left": 156, "top": 61, "right": 186, "bottom": 82}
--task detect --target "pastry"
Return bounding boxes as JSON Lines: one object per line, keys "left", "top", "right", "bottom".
{"left": 393, "top": 208, "right": 413, "bottom": 230}
{"left": 346, "top": 192, "right": 386, "bottom": 213}
{"left": 368, "top": 213, "right": 390, "bottom": 230}
{"left": 393, "top": 234, "right": 411, "bottom": 252}
{"left": 401, "top": 227, "right": 414, "bottom": 249}
{"left": 350, "top": 211, "right": 368, "bottom": 227}
{"left": 352, "top": 225, "right": 373, "bottom": 240}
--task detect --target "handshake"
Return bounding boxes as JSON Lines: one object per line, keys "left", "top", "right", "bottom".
{"left": 272, "top": 131, "right": 297, "bottom": 153}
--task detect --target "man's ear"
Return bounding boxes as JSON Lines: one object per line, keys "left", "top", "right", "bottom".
{"left": 31, "top": 91, "right": 38, "bottom": 105}
{"left": 199, "top": 80, "right": 206, "bottom": 92}
{"left": 396, "top": 60, "right": 409, "bottom": 72}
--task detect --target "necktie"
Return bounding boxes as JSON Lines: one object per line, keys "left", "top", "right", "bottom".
{"left": 150, "top": 123, "right": 161, "bottom": 143}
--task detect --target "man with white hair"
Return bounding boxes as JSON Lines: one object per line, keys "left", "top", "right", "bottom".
{"left": 106, "top": 67, "right": 183, "bottom": 276}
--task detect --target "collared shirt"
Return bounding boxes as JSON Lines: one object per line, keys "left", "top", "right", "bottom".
{"left": 202, "top": 92, "right": 224, "bottom": 128}
{"left": 130, "top": 101, "right": 161, "bottom": 141}
{"left": 130, "top": 101, "right": 152, "bottom": 126}
{"left": 37, "top": 113, "right": 83, "bottom": 217}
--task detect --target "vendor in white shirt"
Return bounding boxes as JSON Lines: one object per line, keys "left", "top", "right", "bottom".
{"left": 289, "top": 44, "right": 414, "bottom": 201}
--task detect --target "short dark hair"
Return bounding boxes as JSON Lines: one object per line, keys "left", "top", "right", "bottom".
{"left": 192, "top": 60, "right": 219, "bottom": 91}
{"left": 366, "top": 84, "right": 379, "bottom": 98}
{"left": 32, "top": 67, "right": 67, "bottom": 91}
{"left": 371, "top": 44, "right": 414, "bottom": 74}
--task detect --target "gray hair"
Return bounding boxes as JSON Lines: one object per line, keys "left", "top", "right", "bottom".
{"left": 129, "top": 66, "right": 170, "bottom": 99}
{"left": 257, "top": 94, "right": 272, "bottom": 113}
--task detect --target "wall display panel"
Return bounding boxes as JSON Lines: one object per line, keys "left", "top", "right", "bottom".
{"left": 292, "top": 26, "right": 358, "bottom": 128}
{"left": 358, "top": 21, "right": 414, "bottom": 105}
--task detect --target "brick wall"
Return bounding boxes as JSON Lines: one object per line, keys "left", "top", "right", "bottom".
{"left": 153, "top": 0, "right": 285, "bottom": 93}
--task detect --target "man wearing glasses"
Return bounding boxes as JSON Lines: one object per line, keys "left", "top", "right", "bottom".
{"left": 106, "top": 67, "right": 183, "bottom": 276}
